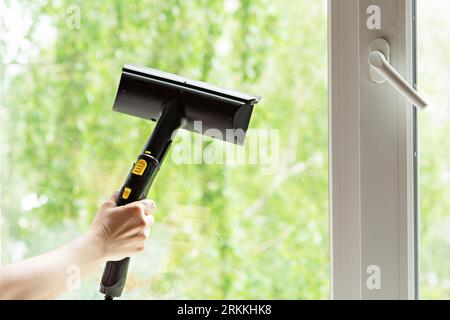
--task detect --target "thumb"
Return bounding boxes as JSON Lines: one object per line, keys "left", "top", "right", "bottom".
{"left": 101, "top": 190, "right": 119, "bottom": 210}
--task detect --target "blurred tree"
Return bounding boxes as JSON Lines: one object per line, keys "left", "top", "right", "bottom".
{"left": 1, "top": 0, "right": 329, "bottom": 299}
{"left": 417, "top": 0, "right": 450, "bottom": 300}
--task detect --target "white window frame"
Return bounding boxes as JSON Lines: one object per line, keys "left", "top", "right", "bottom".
{"left": 328, "top": 0, "right": 418, "bottom": 299}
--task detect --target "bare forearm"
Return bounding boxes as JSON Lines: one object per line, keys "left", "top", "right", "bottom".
{"left": 0, "top": 193, "right": 155, "bottom": 300}
{"left": 0, "top": 232, "right": 105, "bottom": 300}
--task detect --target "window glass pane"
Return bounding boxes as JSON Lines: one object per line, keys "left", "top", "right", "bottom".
{"left": 418, "top": 0, "right": 450, "bottom": 299}
{"left": 0, "top": 0, "right": 328, "bottom": 299}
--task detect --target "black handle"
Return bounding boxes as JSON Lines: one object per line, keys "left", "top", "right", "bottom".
{"left": 99, "top": 153, "right": 160, "bottom": 298}
{"left": 100, "top": 257, "right": 130, "bottom": 298}
{"left": 99, "top": 99, "right": 182, "bottom": 299}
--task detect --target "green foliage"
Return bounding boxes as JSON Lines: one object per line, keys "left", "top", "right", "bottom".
{"left": 417, "top": 0, "right": 450, "bottom": 299}
{"left": 1, "top": 0, "right": 329, "bottom": 299}
{"left": 3, "top": 0, "right": 449, "bottom": 300}
{"left": 2, "top": 0, "right": 449, "bottom": 301}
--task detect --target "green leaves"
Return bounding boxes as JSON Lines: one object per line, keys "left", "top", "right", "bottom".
{"left": 2, "top": 0, "right": 329, "bottom": 299}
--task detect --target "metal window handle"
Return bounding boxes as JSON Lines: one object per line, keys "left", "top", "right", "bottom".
{"left": 368, "top": 42, "right": 428, "bottom": 110}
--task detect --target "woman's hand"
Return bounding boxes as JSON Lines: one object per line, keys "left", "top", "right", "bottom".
{"left": 89, "top": 192, "right": 156, "bottom": 261}
{"left": 0, "top": 192, "right": 157, "bottom": 299}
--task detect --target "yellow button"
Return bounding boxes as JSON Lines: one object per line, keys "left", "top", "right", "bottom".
{"left": 122, "top": 187, "right": 132, "bottom": 200}
{"left": 132, "top": 159, "right": 147, "bottom": 176}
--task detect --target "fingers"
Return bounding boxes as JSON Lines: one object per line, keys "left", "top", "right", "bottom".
{"left": 109, "top": 190, "right": 119, "bottom": 203}
{"left": 140, "top": 199, "right": 156, "bottom": 216}
{"left": 100, "top": 191, "right": 119, "bottom": 210}
{"left": 123, "top": 199, "right": 156, "bottom": 216}
{"left": 94, "top": 192, "right": 157, "bottom": 260}
{"left": 139, "top": 215, "right": 153, "bottom": 238}
{"left": 111, "top": 199, "right": 156, "bottom": 232}
{"left": 146, "top": 214, "right": 155, "bottom": 227}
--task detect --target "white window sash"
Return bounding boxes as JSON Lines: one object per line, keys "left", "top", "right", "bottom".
{"left": 328, "top": 0, "right": 417, "bottom": 299}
